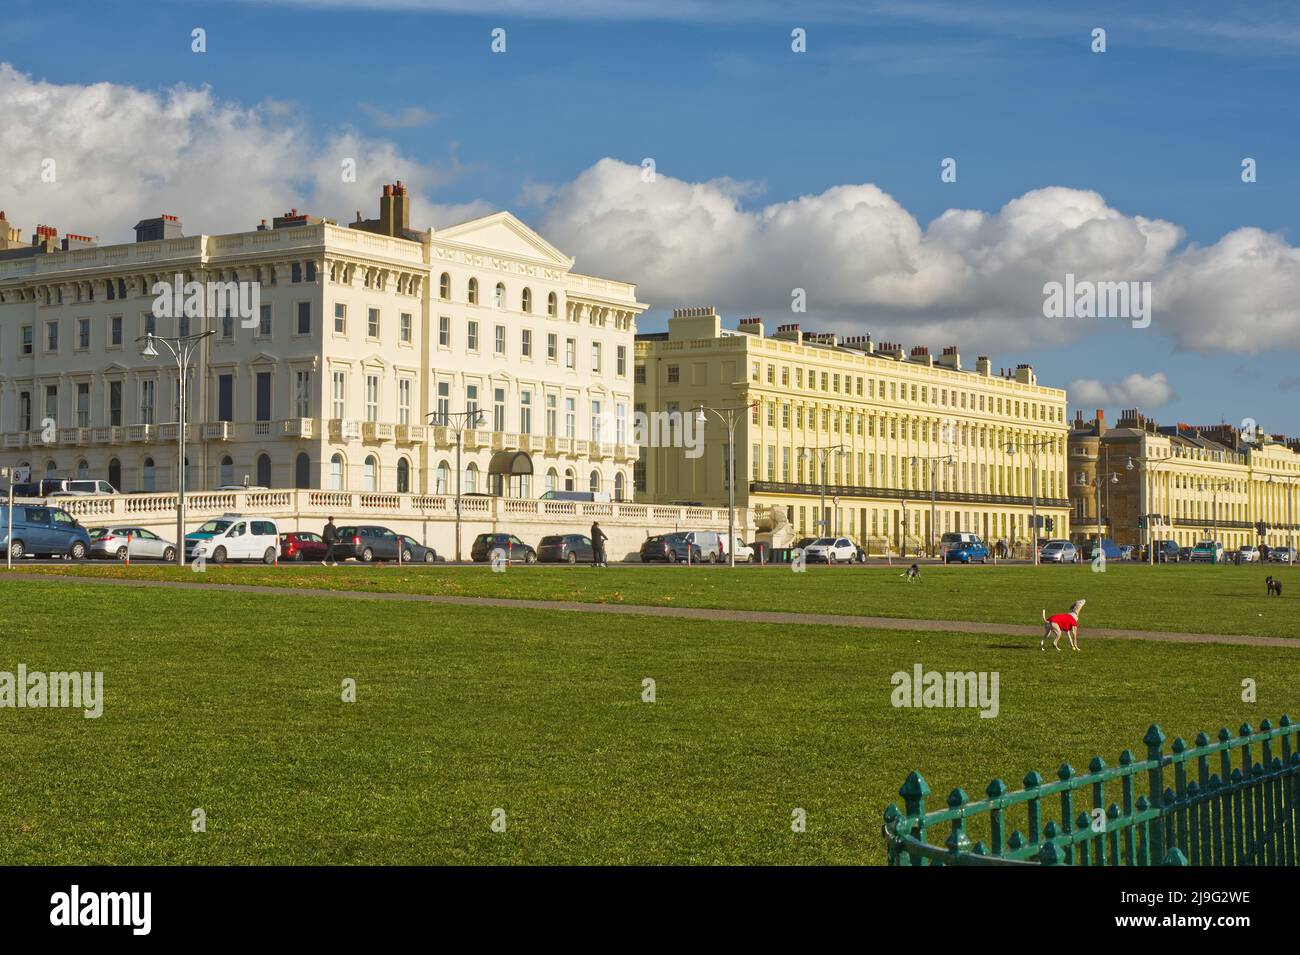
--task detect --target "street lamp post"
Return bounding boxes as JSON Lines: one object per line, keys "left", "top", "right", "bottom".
{"left": 139, "top": 330, "right": 214, "bottom": 567}
{"left": 1077, "top": 469, "right": 1119, "bottom": 559}
{"left": 1198, "top": 478, "right": 1232, "bottom": 546}
{"left": 1126, "top": 453, "right": 1177, "bottom": 565}
{"left": 912, "top": 454, "right": 954, "bottom": 558}
{"left": 1005, "top": 438, "right": 1054, "bottom": 566}
{"left": 800, "top": 444, "right": 847, "bottom": 541}
{"left": 428, "top": 408, "right": 485, "bottom": 562}
{"left": 694, "top": 403, "right": 754, "bottom": 568}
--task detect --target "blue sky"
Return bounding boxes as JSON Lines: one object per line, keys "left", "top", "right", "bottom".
{"left": 3, "top": 0, "right": 1299, "bottom": 431}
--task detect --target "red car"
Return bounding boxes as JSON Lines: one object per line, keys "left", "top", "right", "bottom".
{"left": 279, "top": 531, "right": 328, "bottom": 562}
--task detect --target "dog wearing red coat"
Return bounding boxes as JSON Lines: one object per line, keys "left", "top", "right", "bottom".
{"left": 1042, "top": 599, "right": 1086, "bottom": 652}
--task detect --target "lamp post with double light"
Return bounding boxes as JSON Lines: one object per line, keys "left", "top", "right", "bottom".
{"left": 1005, "top": 437, "right": 1055, "bottom": 566}
{"left": 139, "top": 329, "right": 214, "bottom": 567}
{"left": 428, "top": 407, "right": 485, "bottom": 562}
{"left": 800, "top": 444, "right": 847, "bottom": 540}
{"left": 1077, "top": 469, "right": 1119, "bottom": 560}
{"left": 1267, "top": 473, "right": 1298, "bottom": 561}
{"left": 694, "top": 403, "right": 754, "bottom": 568}
{"left": 912, "top": 453, "right": 954, "bottom": 558}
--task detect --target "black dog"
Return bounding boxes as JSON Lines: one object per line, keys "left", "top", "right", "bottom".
{"left": 1266, "top": 576, "right": 1283, "bottom": 596}
{"left": 902, "top": 563, "right": 920, "bottom": 583}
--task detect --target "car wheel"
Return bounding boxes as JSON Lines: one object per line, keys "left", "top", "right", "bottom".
{"left": 526, "top": 551, "right": 537, "bottom": 564}
{"left": 115, "top": 546, "right": 128, "bottom": 561}
{"left": 293, "top": 551, "right": 305, "bottom": 562}
{"left": 707, "top": 552, "right": 718, "bottom": 564}
{"left": 423, "top": 551, "right": 434, "bottom": 564}
{"left": 402, "top": 549, "right": 413, "bottom": 563}
{"left": 69, "top": 541, "right": 87, "bottom": 560}
{"left": 263, "top": 547, "right": 277, "bottom": 565}
{"left": 567, "top": 551, "right": 577, "bottom": 564}
{"left": 8, "top": 540, "right": 23, "bottom": 561}
{"left": 827, "top": 553, "right": 836, "bottom": 564}
{"left": 361, "top": 547, "right": 374, "bottom": 563}
{"left": 212, "top": 547, "right": 227, "bottom": 564}
{"left": 162, "top": 547, "right": 176, "bottom": 562}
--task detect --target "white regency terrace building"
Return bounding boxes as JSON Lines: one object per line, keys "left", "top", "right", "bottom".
{"left": 0, "top": 186, "right": 645, "bottom": 499}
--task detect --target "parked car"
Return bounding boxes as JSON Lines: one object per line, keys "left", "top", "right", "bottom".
{"left": 1190, "top": 541, "right": 1225, "bottom": 564}
{"left": 1237, "top": 545, "right": 1260, "bottom": 564}
{"left": 213, "top": 484, "right": 270, "bottom": 492}
{"left": 1179, "top": 546, "right": 1193, "bottom": 562}
{"left": 1268, "top": 546, "right": 1294, "bottom": 564}
{"left": 397, "top": 535, "right": 438, "bottom": 563}
{"left": 88, "top": 526, "right": 176, "bottom": 561}
{"left": 1083, "top": 537, "right": 1123, "bottom": 561}
{"left": 184, "top": 515, "right": 281, "bottom": 564}
{"left": 640, "top": 531, "right": 722, "bottom": 563}
{"left": 793, "top": 537, "right": 817, "bottom": 552}
{"left": 1039, "top": 539, "right": 1078, "bottom": 564}
{"left": 1118, "top": 544, "right": 1135, "bottom": 561}
{"left": 802, "top": 537, "right": 859, "bottom": 564}
{"left": 941, "top": 532, "right": 989, "bottom": 564}
{"left": 1145, "top": 539, "right": 1181, "bottom": 563}
{"left": 48, "top": 480, "right": 118, "bottom": 497}
{"left": 331, "top": 525, "right": 403, "bottom": 563}
{"left": 470, "top": 533, "right": 538, "bottom": 563}
{"left": 539, "top": 490, "right": 611, "bottom": 503}
{"left": 727, "top": 536, "right": 756, "bottom": 563}
{"left": 279, "top": 531, "right": 328, "bottom": 562}
{"left": 538, "top": 534, "right": 594, "bottom": 564}
{"left": 0, "top": 504, "right": 91, "bottom": 559}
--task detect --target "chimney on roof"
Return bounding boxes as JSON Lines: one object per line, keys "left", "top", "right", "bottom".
{"left": 909, "top": 345, "right": 933, "bottom": 367}
{"left": 133, "top": 214, "right": 183, "bottom": 243}
{"left": 975, "top": 356, "right": 991, "bottom": 376}
{"left": 1015, "top": 363, "right": 1036, "bottom": 386}
{"left": 842, "top": 334, "right": 874, "bottom": 353}
{"left": 772, "top": 323, "right": 802, "bottom": 342}
{"left": 737, "top": 316, "right": 766, "bottom": 337}
{"left": 937, "top": 345, "right": 961, "bottom": 370}
{"left": 32, "top": 224, "right": 59, "bottom": 253}
{"left": 1095, "top": 408, "right": 1107, "bottom": 437}
{"left": 0, "top": 210, "right": 21, "bottom": 250}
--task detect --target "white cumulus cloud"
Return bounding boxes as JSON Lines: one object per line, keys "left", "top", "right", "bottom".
{"left": 1067, "top": 373, "right": 1176, "bottom": 410}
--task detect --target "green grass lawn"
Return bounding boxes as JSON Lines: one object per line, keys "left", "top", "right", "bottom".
{"left": 2, "top": 577, "right": 1298, "bottom": 865}
{"left": 11, "top": 560, "right": 1300, "bottom": 638}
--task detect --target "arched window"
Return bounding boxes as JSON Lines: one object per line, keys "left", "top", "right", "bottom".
{"left": 494, "top": 282, "right": 506, "bottom": 309}
{"left": 220, "top": 456, "right": 234, "bottom": 487}
{"left": 142, "top": 457, "right": 156, "bottom": 492}
{"left": 467, "top": 277, "right": 479, "bottom": 305}
{"left": 521, "top": 287, "right": 532, "bottom": 313}
{"left": 330, "top": 453, "right": 344, "bottom": 491}
{"left": 463, "top": 462, "right": 478, "bottom": 494}
{"left": 295, "top": 452, "right": 310, "bottom": 488}
{"left": 589, "top": 470, "right": 601, "bottom": 494}
{"left": 396, "top": 457, "right": 410, "bottom": 494}
{"left": 564, "top": 468, "right": 575, "bottom": 492}
{"left": 76, "top": 459, "right": 89, "bottom": 479}
{"left": 256, "top": 453, "right": 272, "bottom": 488}
{"left": 614, "top": 471, "right": 626, "bottom": 502}
{"left": 45, "top": 460, "right": 57, "bottom": 476}
{"left": 440, "top": 272, "right": 450, "bottom": 301}
{"left": 108, "top": 458, "right": 122, "bottom": 490}
{"left": 436, "top": 461, "right": 450, "bottom": 495}
{"left": 362, "top": 455, "right": 378, "bottom": 492}
{"left": 547, "top": 291, "right": 558, "bottom": 316}
{"left": 546, "top": 468, "right": 557, "bottom": 494}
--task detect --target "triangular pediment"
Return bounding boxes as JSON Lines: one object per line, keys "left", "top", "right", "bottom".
{"left": 435, "top": 212, "right": 574, "bottom": 269}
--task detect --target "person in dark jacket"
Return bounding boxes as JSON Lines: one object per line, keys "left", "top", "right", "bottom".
{"left": 591, "top": 521, "right": 609, "bottom": 567}
{"left": 322, "top": 517, "right": 339, "bottom": 566}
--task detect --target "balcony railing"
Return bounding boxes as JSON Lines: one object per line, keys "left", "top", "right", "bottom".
{"left": 329, "top": 419, "right": 362, "bottom": 442}
{"left": 281, "top": 418, "right": 314, "bottom": 439}
{"left": 125, "top": 424, "right": 153, "bottom": 442}
{"left": 58, "top": 427, "right": 81, "bottom": 445}
{"left": 395, "top": 424, "right": 426, "bottom": 444}
{"left": 203, "top": 422, "right": 231, "bottom": 441}
{"left": 2, "top": 433, "right": 28, "bottom": 449}
{"left": 91, "top": 426, "right": 121, "bottom": 444}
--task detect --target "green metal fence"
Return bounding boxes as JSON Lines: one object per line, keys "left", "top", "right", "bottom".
{"left": 883, "top": 715, "right": 1300, "bottom": 866}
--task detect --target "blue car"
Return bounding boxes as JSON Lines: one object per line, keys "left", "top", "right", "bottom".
{"left": 941, "top": 532, "right": 989, "bottom": 564}
{"left": 0, "top": 504, "right": 92, "bottom": 560}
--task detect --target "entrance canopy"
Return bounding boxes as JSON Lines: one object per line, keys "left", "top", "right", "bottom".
{"left": 488, "top": 450, "right": 534, "bottom": 477}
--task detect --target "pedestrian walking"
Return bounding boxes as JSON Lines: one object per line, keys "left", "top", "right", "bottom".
{"left": 323, "top": 516, "right": 339, "bottom": 566}
{"left": 591, "top": 521, "right": 609, "bottom": 567}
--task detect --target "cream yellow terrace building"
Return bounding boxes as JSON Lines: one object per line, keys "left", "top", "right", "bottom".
{"left": 0, "top": 187, "right": 644, "bottom": 498}
{"left": 635, "top": 308, "right": 1070, "bottom": 554}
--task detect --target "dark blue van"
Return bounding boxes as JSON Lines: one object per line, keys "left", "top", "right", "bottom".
{"left": 0, "top": 504, "right": 91, "bottom": 560}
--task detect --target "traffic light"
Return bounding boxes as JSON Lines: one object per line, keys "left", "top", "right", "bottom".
{"left": 1045, "top": 517, "right": 1055, "bottom": 533}
{"left": 1137, "top": 516, "right": 1147, "bottom": 530}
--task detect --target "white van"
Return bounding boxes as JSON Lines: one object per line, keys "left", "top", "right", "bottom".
{"left": 184, "top": 514, "right": 281, "bottom": 564}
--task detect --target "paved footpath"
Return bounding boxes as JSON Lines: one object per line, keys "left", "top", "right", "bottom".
{"left": 7, "top": 572, "right": 1298, "bottom": 649}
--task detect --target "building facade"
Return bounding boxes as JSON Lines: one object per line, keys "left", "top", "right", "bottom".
{"left": 0, "top": 188, "right": 644, "bottom": 499}
{"left": 635, "top": 308, "right": 1070, "bottom": 554}
{"left": 1068, "top": 409, "right": 1300, "bottom": 554}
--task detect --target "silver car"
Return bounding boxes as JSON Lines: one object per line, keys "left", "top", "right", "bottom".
{"left": 88, "top": 526, "right": 177, "bottom": 561}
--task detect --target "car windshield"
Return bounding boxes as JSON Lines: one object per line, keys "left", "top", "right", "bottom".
{"left": 194, "top": 520, "right": 232, "bottom": 535}
{"left": 940, "top": 533, "right": 963, "bottom": 543}
{"left": 541, "top": 536, "right": 562, "bottom": 545}
{"left": 88, "top": 527, "right": 108, "bottom": 537}
{"left": 664, "top": 533, "right": 689, "bottom": 543}
{"left": 813, "top": 538, "right": 835, "bottom": 545}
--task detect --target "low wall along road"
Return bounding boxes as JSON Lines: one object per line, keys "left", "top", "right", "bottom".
{"left": 40, "top": 490, "right": 746, "bottom": 561}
